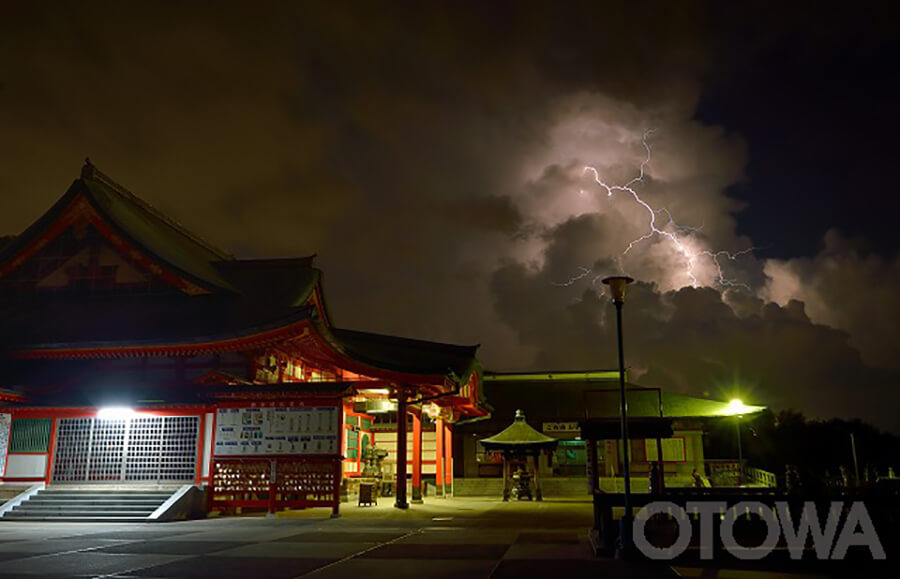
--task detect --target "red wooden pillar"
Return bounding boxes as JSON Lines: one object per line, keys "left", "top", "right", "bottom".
{"left": 435, "top": 417, "right": 445, "bottom": 493}
{"left": 44, "top": 417, "right": 58, "bottom": 484}
{"left": 333, "top": 401, "right": 344, "bottom": 517}
{"left": 443, "top": 421, "right": 453, "bottom": 495}
{"left": 411, "top": 411, "right": 423, "bottom": 503}
{"left": 394, "top": 389, "right": 409, "bottom": 509}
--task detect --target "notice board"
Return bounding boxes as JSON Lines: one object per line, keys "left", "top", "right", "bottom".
{"left": 214, "top": 406, "right": 340, "bottom": 456}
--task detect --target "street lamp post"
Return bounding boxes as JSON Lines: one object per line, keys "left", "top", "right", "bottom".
{"left": 736, "top": 415, "right": 743, "bottom": 486}
{"left": 728, "top": 399, "right": 745, "bottom": 486}
{"left": 602, "top": 275, "right": 634, "bottom": 557}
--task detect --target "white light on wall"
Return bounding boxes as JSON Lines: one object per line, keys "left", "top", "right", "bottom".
{"left": 352, "top": 399, "right": 396, "bottom": 414}
{"left": 97, "top": 407, "right": 137, "bottom": 420}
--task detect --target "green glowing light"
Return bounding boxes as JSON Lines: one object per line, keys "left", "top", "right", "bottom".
{"left": 724, "top": 398, "right": 755, "bottom": 417}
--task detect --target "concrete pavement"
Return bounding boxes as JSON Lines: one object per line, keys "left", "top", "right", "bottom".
{"left": 0, "top": 498, "right": 829, "bottom": 578}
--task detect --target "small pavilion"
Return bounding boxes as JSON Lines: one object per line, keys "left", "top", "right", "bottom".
{"left": 479, "top": 410, "right": 557, "bottom": 501}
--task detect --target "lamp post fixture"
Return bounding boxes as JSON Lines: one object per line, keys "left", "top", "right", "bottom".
{"left": 727, "top": 399, "right": 746, "bottom": 486}
{"left": 602, "top": 275, "right": 634, "bottom": 556}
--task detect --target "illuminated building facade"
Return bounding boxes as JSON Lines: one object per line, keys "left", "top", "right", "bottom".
{"left": 456, "top": 372, "right": 762, "bottom": 493}
{"left": 0, "top": 162, "right": 488, "bottom": 514}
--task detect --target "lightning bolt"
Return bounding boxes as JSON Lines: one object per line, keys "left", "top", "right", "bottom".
{"left": 700, "top": 248, "right": 755, "bottom": 291}
{"left": 551, "top": 266, "right": 606, "bottom": 288}
{"left": 565, "top": 130, "right": 754, "bottom": 290}
{"left": 551, "top": 266, "right": 593, "bottom": 287}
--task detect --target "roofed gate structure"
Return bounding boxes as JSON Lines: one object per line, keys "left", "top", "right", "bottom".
{"left": 0, "top": 162, "right": 489, "bottom": 517}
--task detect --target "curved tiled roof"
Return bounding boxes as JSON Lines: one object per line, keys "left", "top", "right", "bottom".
{"left": 0, "top": 162, "right": 482, "bottom": 391}
{"left": 479, "top": 410, "right": 558, "bottom": 449}
{"left": 330, "top": 327, "right": 479, "bottom": 381}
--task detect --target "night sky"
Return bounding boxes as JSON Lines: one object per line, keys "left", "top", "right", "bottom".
{"left": 2, "top": 1, "right": 899, "bottom": 431}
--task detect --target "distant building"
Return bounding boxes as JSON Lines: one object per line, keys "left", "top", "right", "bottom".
{"left": 455, "top": 371, "right": 763, "bottom": 493}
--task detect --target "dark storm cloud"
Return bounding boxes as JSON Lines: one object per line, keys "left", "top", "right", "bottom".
{"left": 1, "top": 2, "right": 897, "bottom": 429}
{"left": 490, "top": 173, "right": 900, "bottom": 430}
{"left": 0, "top": 0, "right": 712, "bottom": 347}
{"left": 493, "top": 258, "right": 898, "bottom": 430}
{"left": 763, "top": 230, "right": 900, "bottom": 370}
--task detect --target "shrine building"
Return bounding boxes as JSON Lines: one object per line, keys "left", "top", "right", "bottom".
{"left": 0, "top": 162, "right": 489, "bottom": 518}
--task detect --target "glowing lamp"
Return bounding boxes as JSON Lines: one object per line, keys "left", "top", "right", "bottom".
{"left": 725, "top": 398, "right": 750, "bottom": 417}
{"left": 423, "top": 403, "right": 441, "bottom": 420}
{"left": 97, "top": 406, "right": 137, "bottom": 420}
{"left": 601, "top": 275, "right": 634, "bottom": 304}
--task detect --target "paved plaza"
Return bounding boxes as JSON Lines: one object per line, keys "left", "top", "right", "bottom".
{"left": 0, "top": 498, "right": 836, "bottom": 578}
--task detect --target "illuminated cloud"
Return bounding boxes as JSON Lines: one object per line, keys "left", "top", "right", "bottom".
{"left": 489, "top": 94, "right": 899, "bottom": 430}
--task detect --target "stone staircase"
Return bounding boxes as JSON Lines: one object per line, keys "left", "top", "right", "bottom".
{"left": 0, "top": 488, "right": 175, "bottom": 522}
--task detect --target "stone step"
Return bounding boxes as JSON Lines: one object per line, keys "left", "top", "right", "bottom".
{"left": 25, "top": 499, "right": 163, "bottom": 507}
{"left": 29, "top": 494, "right": 169, "bottom": 500}
{"left": 0, "top": 515, "right": 152, "bottom": 523}
{"left": 39, "top": 490, "right": 172, "bottom": 498}
{"left": 0, "top": 487, "right": 174, "bottom": 522}
{"left": 6, "top": 510, "right": 156, "bottom": 518}
{"left": 13, "top": 505, "right": 158, "bottom": 514}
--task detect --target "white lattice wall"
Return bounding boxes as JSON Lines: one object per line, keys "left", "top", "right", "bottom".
{"left": 52, "top": 416, "right": 199, "bottom": 483}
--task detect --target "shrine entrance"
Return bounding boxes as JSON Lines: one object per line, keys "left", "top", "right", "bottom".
{"left": 51, "top": 416, "right": 200, "bottom": 483}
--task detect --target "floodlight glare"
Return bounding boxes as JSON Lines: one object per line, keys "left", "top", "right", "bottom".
{"left": 97, "top": 406, "right": 137, "bottom": 420}
{"left": 726, "top": 398, "right": 749, "bottom": 416}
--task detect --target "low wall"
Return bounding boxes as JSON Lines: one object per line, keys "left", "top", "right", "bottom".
{"left": 452, "top": 476, "right": 700, "bottom": 497}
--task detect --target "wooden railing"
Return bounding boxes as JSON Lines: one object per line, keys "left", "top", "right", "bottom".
{"left": 702, "top": 461, "right": 777, "bottom": 488}
{"left": 745, "top": 466, "right": 777, "bottom": 488}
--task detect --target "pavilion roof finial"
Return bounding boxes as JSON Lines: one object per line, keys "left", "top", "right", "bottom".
{"left": 515, "top": 409, "right": 525, "bottom": 421}
{"left": 81, "top": 157, "right": 96, "bottom": 179}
